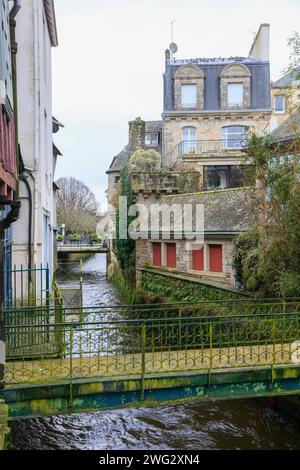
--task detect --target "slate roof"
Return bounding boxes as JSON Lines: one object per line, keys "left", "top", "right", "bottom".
{"left": 161, "top": 188, "right": 252, "bottom": 234}
{"left": 272, "top": 67, "right": 300, "bottom": 88}
{"left": 107, "top": 120, "right": 162, "bottom": 173}
{"left": 270, "top": 110, "right": 300, "bottom": 143}
{"left": 164, "top": 59, "right": 271, "bottom": 112}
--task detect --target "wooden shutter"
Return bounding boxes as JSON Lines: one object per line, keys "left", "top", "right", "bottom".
{"left": 192, "top": 248, "right": 204, "bottom": 271}
{"left": 209, "top": 245, "right": 223, "bottom": 273}
{"left": 152, "top": 243, "right": 162, "bottom": 267}
{"left": 166, "top": 243, "right": 176, "bottom": 268}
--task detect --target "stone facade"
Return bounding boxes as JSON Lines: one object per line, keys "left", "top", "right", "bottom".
{"left": 136, "top": 238, "right": 236, "bottom": 288}
{"left": 162, "top": 24, "right": 272, "bottom": 188}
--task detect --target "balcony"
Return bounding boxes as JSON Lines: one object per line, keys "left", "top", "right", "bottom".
{"left": 161, "top": 139, "right": 246, "bottom": 169}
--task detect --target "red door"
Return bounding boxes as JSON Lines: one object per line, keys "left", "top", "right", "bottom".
{"left": 167, "top": 243, "right": 176, "bottom": 268}
{"left": 209, "top": 245, "right": 223, "bottom": 272}
{"left": 152, "top": 243, "right": 162, "bottom": 266}
{"left": 192, "top": 248, "right": 204, "bottom": 271}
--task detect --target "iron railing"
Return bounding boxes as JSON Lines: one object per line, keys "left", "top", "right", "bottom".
{"left": 3, "top": 264, "right": 50, "bottom": 309}
{"left": 162, "top": 139, "right": 247, "bottom": 168}
{"left": 4, "top": 310, "right": 300, "bottom": 385}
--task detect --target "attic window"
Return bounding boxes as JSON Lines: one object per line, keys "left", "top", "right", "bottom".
{"left": 145, "top": 132, "right": 159, "bottom": 146}
{"left": 228, "top": 83, "right": 243, "bottom": 105}
{"left": 181, "top": 84, "right": 197, "bottom": 107}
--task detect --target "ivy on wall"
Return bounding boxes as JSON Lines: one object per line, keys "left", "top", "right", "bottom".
{"left": 141, "top": 270, "right": 244, "bottom": 304}
{"left": 116, "top": 167, "right": 136, "bottom": 285}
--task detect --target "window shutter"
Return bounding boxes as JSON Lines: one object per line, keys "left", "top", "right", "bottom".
{"left": 166, "top": 244, "right": 176, "bottom": 268}
{"left": 192, "top": 248, "right": 204, "bottom": 271}
{"left": 209, "top": 245, "right": 223, "bottom": 272}
{"left": 152, "top": 243, "right": 162, "bottom": 267}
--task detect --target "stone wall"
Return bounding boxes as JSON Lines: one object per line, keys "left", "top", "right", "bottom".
{"left": 162, "top": 112, "right": 271, "bottom": 157}
{"left": 136, "top": 237, "right": 236, "bottom": 288}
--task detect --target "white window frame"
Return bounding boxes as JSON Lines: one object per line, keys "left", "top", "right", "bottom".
{"left": 274, "top": 95, "right": 285, "bottom": 114}
{"left": 227, "top": 83, "right": 244, "bottom": 105}
{"left": 181, "top": 84, "right": 197, "bottom": 107}
{"left": 222, "top": 126, "right": 247, "bottom": 149}
{"left": 145, "top": 132, "right": 159, "bottom": 146}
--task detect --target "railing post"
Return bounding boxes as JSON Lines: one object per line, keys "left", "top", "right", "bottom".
{"left": 69, "top": 326, "right": 73, "bottom": 408}
{"left": 141, "top": 321, "right": 146, "bottom": 401}
{"left": 272, "top": 319, "right": 276, "bottom": 365}
{"left": 208, "top": 322, "right": 213, "bottom": 391}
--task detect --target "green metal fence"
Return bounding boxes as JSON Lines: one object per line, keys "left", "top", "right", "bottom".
{"left": 4, "top": 310, "right": 300, "bottom": 386}
{"left": 3, "top": 264, "right": 50, "bottom": 308}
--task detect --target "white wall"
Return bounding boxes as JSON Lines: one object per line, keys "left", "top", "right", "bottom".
{"left": 13, "top": 0, "right": 55, "bottom": 284}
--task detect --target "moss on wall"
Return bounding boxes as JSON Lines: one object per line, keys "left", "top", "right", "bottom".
{"left": 141, "top": 270, "right": 244, "bottom": 304}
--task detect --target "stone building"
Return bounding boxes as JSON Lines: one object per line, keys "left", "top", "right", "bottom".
{"left": 270, "top": 66, "right": 300, "bottom": 132}
{"left": 12, "top": 0, "right": 61, "bottom": 290}
{"left": 136, "top": 188, "right": 251, "bottom": 289}
{"left": 162, "top": 24, "right": 271, "bottom": 191}
{"left": 106, "top": 118, "right": 162, "bottom": 249}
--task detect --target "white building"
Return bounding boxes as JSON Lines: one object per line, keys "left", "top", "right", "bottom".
{"left": 12, "top": 0, "right": 60, "bottom": 289}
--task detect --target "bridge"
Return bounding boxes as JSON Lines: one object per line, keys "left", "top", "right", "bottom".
{"left": 2, "top": 300, "right": 300, "bottom": 420}
{"left": 57, "top": 243, "right": 109, "bottom": 255}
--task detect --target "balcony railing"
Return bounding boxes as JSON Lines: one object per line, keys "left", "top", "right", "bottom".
{"left": 162, "top": 139, "right": 247, "bottom": 168}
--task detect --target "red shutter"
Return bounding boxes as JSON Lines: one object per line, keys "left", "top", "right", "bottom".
{"left": 209, "top": 245, "right": 223, "bottom": 272}
{"left": 192, "top": 248, "right": 204, "bottom": 271}
{"left": 152, "top": 243, "right": 162, "bottom": 266}
{"left": 167, "top": 243, "right": 176, "bottom": 268}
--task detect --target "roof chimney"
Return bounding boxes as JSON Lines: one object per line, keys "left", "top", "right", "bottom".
{"left": 128, "top": 117, "right": 145, "bottom": 153}
{"left": 249, "top": 23, "right": 270, "bottom": 61}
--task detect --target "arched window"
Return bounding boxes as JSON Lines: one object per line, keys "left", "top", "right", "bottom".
{"left": 222, "top": 126, "right": 247, "bottom": 149}
{"left": 181, "top": 126, "right": 197, "bottom": 154}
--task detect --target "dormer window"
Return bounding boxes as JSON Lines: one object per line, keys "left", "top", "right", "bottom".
{"left": 220, "top": 63, "right": 251, "bottom": 109}
{"left": 228, "top": 83, "right": 243, "bottom": 105}
{"left": 145, "top": 132, "right": 159, "bottom": 146}
{"left": 181, "top": 84, "right": 197, "bottom": 107}
{"left": 174, "top": 65, "right": 204, "bottom": 110}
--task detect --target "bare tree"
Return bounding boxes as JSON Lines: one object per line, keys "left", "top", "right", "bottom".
{"left": 56, "top": 177, "right": 98, "bottom": 234}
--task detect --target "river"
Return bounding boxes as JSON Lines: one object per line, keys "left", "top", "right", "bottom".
{"left": 10, "top": 254, "right": 300, "bottom": 450}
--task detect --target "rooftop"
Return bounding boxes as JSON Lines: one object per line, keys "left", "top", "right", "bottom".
{"left": 161, "top": 188, "right": 252, "bottom": 234}
{"left": 270, "top": 109, "right": 300, "bottom": 143}
{"left": 168, "top": 56, "right": 266, "bottom": 66}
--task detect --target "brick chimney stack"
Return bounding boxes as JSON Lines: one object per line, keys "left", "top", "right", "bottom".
{"left": 128, "top": 117, "right": 145, "bottom": 152}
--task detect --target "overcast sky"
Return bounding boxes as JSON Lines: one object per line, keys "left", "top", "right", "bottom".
{"left": 52, "top": 0, "right": 300, "bottom": 210}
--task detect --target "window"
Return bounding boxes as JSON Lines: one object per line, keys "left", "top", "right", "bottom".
{"left": 274, "top": 95, "right": 285, "bottom": 113}
{"left": 228, "top": 83, "right": 243, "bottom": 105}
{"left": 181, "top": 127, "right": 197, "bottom": 154}
{"left": 204, "top": 165, "right": 245, "bottom": 189}
{"left": 145, "top": 132, "right": 159, "bottom": 146}
{"left": 192, "top": 248, "right": 204, "bottom": 271}
{"left": 181, "top": 84, "right": 197, "bottom": 107}
{"left": 152, "top": 243, "right": 162, "bottom": 267}
{"left": 166, "top": 243, "right": 176, "bottom": 268}
{"left": 209, "top": 245, "right": 223, "bottom": 273}
{"left": 222, "top": 126, "right": 247, "bottom": 149}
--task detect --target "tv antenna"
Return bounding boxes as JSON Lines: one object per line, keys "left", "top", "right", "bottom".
{"left": 169, "top": 20, "right": 178, "bottom": 58}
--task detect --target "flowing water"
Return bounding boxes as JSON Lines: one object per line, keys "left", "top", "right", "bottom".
{"left": 10, "top": 254, "right": 300, "bottom": 450}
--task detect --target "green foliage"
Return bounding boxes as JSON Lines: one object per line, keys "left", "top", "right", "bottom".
{"left": 115, "top": 167, "right": 136, "bottom": 285}
{"left": 233, "top": 133, "right": 300, "bottom": 297}
{"left": 142, "top": 271, "right": 244, "bottom": 306}
{"left": 126, "top": 149, "right": 160, "bottom": 172}
{"left": 56, "top": 234, "right": 63, "bottom": 242}
{"left": 69, "top": 233, "right": 81, "bottom": 241}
